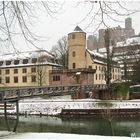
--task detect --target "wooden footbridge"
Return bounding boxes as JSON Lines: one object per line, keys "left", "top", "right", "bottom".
{"left": 0, "top": 84, "right": 107, "bottom": 132}
{"left": 0, "top": 84, "right": 107, "bottom": 103}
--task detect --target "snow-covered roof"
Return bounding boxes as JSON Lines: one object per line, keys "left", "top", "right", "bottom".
{"left": 87, "top": 49, "right": 106, "bottom": 64}
{"left": 93, "top": 46, "right": 114, "bottom": 54}
{"left": 0, "top": 50, "right": 61, "bottom": 68}
{"left": 116, "top": 36, "right": 140, "bottom": 47}
{"left": 87, "top": 49, "right": 120, "bottom": 66}
{"left": 0, "top": 50, "right": 54, "bottom": 61}
{"left": 87, "top": 49, "right": 105, "bottom": 58}
{"left": 130, "top": 84, "right": 140, "bottom": 88}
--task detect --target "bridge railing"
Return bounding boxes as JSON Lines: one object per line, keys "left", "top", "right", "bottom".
{"left": 0, "top": 84, "right": 108, "bottom": 102}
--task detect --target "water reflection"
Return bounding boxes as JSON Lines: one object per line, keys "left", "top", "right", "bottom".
{"left": 0, "top": 116, "right": 140, "bottom": 137}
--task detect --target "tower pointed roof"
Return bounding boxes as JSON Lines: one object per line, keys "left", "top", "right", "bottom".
{"left": 74, "top": 26, "right": 83, "bottom": 32}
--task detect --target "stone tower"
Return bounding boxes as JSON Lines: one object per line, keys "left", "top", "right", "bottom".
{"left": 68, "top": 26, "right": 86, "bottom": 69}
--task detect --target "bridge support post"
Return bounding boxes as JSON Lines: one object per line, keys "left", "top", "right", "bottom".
{"left": 4, "top": 100, "right": 19, "bottom": 132}
{"left": 13, "top": 100, "right": 19, "bottom": 132}
{"left": 4, "top": 102, "right": 11, "bottom": 131}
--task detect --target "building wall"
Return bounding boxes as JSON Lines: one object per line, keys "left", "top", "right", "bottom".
{"left": 85, "top": 51, "right": 94, "bottom": 68}
{"left": 93, "top": 63, "right": 121, "bottom": 84}
{"left": 0, "top": 65, "right": 52, "bottom": 87}
{"left": 49, "top": 70, "right": 94, "bottom": 86}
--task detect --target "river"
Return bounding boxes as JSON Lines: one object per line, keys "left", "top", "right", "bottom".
{"left": 0, "top": 115, "right": 140, "bottom": 137}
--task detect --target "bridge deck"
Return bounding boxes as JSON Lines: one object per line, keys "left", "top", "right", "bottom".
{"left": 0, "top": 84, "right": 107, "bottom": 103}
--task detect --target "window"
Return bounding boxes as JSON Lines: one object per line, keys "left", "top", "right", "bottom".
{"left": 0, "top": 70, "right": 1, "bottom": 75}
{"left": 53, "top": 75, "right": 60, "bottom": 81}
{"left": 31, "top": 67, "right": 36, "bottom": 73}
{"left": 118, "top": 69, "right": 120, "bottom": 73}
{"left": 0, "top": 77, "right": 2, "bottom": 84}
{"left": 6, "top": 61, "right": 11, "bottom": 65}
{"left": 72, "top": 63, "right": 76, "bottom": 69}
{"left": 32, "top": 58, "right": 37, "bottom": 63}
{"left": 22, "top": 68, "right": 27, "bottom": 73}
{"left": 14, "top": 69, "right": 18, "bottom": 74}
{"left": 0, "top": 61, "right": 3, "bottom": 66}
{"left": 23, "top": 59, "right": 28, "bottom": 64}
{"left": 96, "top": 65, "right": 97, "bottom": 70}
{"left": 112, "top": 68, "right": 114, "bottom": 72}
{"left": 31, "top": 75, "right": 36, "bottom": 82}
{"left": 113, "top": 74, "right": 114, "bottom": 80}
{"left": 22, "top": 76, "right": 27, "bottom": 83}
{"left": 14, "top": 77, "right": 18, "bottom": 83}
{"left": 99, "top": 74, "right": 101, "bottom": 80}
{"left": 96, "top": 74, "right": 98, "bottom": 80}
{"left": 89, "top": 66, "right": 92, "bottom": 69}
{"left": 102, "top": 67, "right": 104, "bottom": 72}
{"left": 51, "top": 58, "right": 55, "bottom": 63}
{"left": 102, "top": 74, "right": 104, "bottom": 80}
{"left": 72, "top": 34, "right": 75, "bottom": 39}
{"left": 5, "top": 77, "right": 10, "bottom": 83}
{"left": 55, "top": 59, "right": 59, "bottom": 64}
{"left": 14, "top": 60, "right": 20, "bottom": 65}
{"left": 5, "top": 69, "right": 10, "bottom": 75}
{"left": 72, "top": 51, "right": 76, "bottom": 57}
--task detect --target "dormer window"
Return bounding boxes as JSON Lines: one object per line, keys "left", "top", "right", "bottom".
{"left": 0, "top": 61, "right": 3, "bottom": 66}
{"left": 32, "top": 58, "right": 37, "bottom": 63}
{"left": 55, "top": 59, "right": 58, "bottom": 64}
{"left": 23, "top": 59, "right": 28, "bottom": 64}
{"left": 14, "top": 60, "right": 19, "bottom": 65}
{"left": 51, "top": 58, "right": 55, "bottom": 63}
{"left": 6, "top": 60, "right": 11, "bottom": 65}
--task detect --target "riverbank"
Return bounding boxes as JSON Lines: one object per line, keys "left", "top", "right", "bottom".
{"left": 1, "top": 95, "right": 140, "bottom": 116}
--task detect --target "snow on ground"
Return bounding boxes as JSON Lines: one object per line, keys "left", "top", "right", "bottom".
{"left": 0, "top": 131, "right": 14, "bottom": 138}
{"left": 3, "top": 132, "right": 140, "bottom": 140}
{"left": 1, "top": 95, "right": 140, "bottom": 115}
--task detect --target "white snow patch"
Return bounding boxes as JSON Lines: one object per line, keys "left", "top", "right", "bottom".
{"left": 1, "top": 94, "right": 140, "bottom": 115}
{"left": 4, "top": 132, "right": 139, "bottom": 140}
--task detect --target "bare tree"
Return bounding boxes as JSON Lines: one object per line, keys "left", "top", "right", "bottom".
{"left": 1, "top": 1, "right": 139, "bottom": 52}
{"left": 104, "top": 29, "right": 116, "bottom": 88}
{"left": 51, "top": 36, "right": 68, "bottom": 68}
{"left": 113, "top": 42, "right": 140, "bottom": 82}
{"left": 131, "top": 59, "right": 140, "bottom": 84}
{"left": 36, "top": 53, "right": 53, "bottom": 86}
{"left": 0, "top": 1, "right": 63, "bottom": 52}
{"left": 76, "top": 1, "right": 139, "bottom": 32}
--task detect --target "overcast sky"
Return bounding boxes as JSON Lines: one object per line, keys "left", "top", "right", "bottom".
{"left": 2, "top": 1, "right": 140, "bottom": 54}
